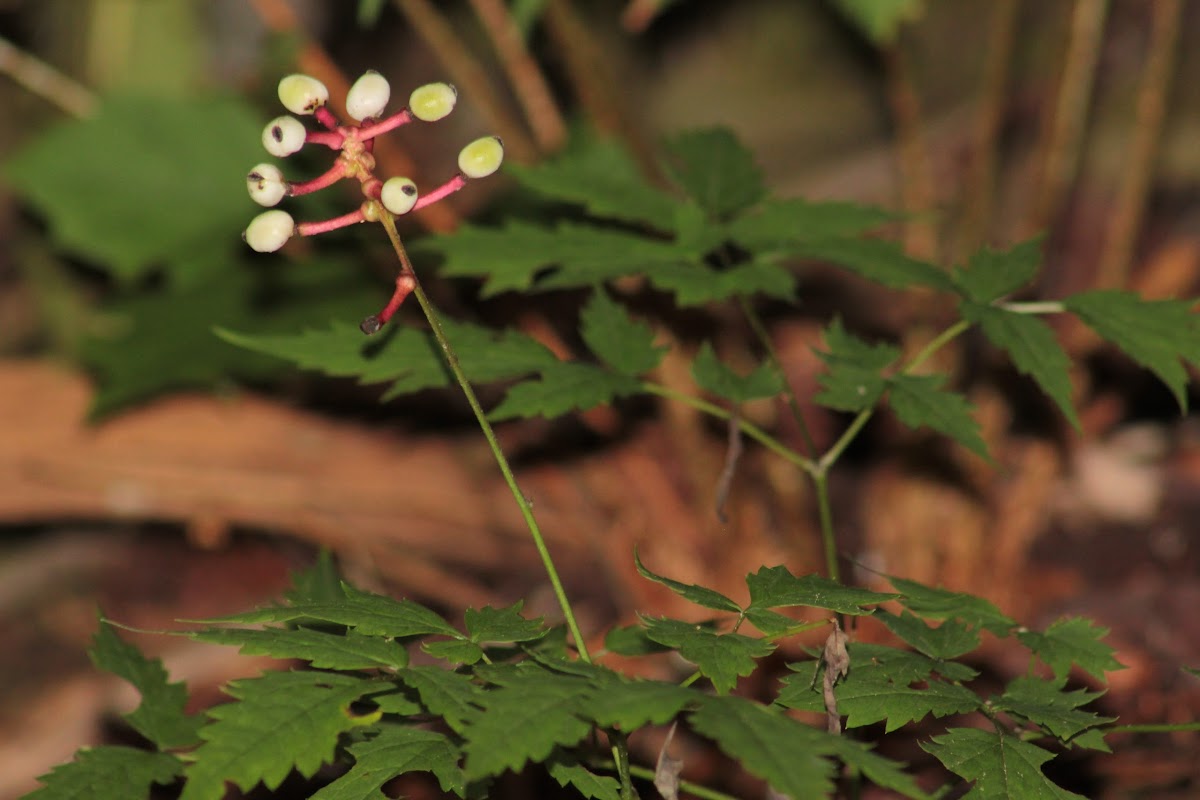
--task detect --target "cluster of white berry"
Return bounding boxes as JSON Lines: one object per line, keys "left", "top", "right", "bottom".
{"left": 241, "top": 71, "right": 504, "bottom": 333}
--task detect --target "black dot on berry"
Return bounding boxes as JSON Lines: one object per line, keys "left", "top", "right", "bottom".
{"left": 360, "top": 315, "right": 383, "bottom": 335}
{"left": 271, "top": 126, "right": 284, "bottom": 142}
{"left": 402, "top": 184, "right": 416, "bottom": 196}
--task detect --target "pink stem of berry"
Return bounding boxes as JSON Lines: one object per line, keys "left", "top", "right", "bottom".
{"left": 297, "top": 207, "right": 367, "bottom": 237}
{"left": 289, "top": 160, "right": 348, "bottom": 196}
{"left": 306, "top": 130, "right": 344, "bottom": 149}
{"left": 357, "top": 110, "right": 414, "bottom": 141}
{"left": 314, "top": 105, "right": 339, "bottom": 131}
{"left": 413, "top": 174, "right": 467, "bottom": 211}
{"left": 360, "top": 272, "right": 417, "bottom": 335}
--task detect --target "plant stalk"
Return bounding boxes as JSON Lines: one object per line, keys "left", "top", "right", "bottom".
{"left": 376, "top": 206, "right": 591, "bottom": 662}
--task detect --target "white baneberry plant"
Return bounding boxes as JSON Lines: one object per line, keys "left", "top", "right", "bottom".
{"left": 244, "top": 71, "right": 503, "bottom": 334}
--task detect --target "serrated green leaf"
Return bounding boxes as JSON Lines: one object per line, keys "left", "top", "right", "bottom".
{"left": 889, "top": 577, "right": 1016, "bottom": 636}
{"left": 507, "top": 139, "right": 679, "bottom": 231}
{"left": 1016, "top": 617, "right": 1125, "bottom": 682}
{"left": 576, "top": 678, "right": 698, "bottom": 730}
{"left": 641, "top": 617, "right": 773, "bottom": 694}
{"left": 690, "top": 342, "right": 784, "bottom": 403}
{"left": 994, "top": 677, "right": 1114, "bottom": 741}
{"left": 488, "top": 362, "right": 642, "bottom": 420}
{"left": 24, "top": 746, "right": 183, "bottom": 800}
{"left": 952, "top": 239, "right": 1044, "bottom": 304}
{"left": 421, "top": 639, "right": 485, "bottom": 666}
{"left": 1064, "top": 290, "right": 1200, "bottom": 411}
{"left": 661, "top": 128, "right": 766, "bottom": 220}
{"left": 207, "top": 583, "right": 460, "bottom": 639}
{"left": 463, "top": 602, "right": 547, "bottom": 644}
{"left": 603, "top": 624, "right": 673, "bottom": 656}
{"left": 746, "top": 565, "right": 898, "bottom": 615}
{"left": 814, "top": 318, "right": 900, "bottom": 412}
{"left": 189, "top": 626, "right": 409, "bottom": 670}
{"left": 648, "top": 256, "right": 797, "bottom": 305}
{"left": 961, "top": 303, "right": 1079, "bottom": 429}
{"left": 461, "top": 670, "right": 595, "bottom": 780}
{"left": 921, "top": 728, "right": 1086, "bottom": 799}
{"left": 776, "top": 660, "right": 981, "bottom": 732}
{"left": 418, "top": 220, "right": 689, "bottom": 297}
{"left": 1068, "top": 727, "right": 1111, "bottom": 753}
{"left": 285, "top": 551, "right": 345, "bottom": 605}
{"left": 180, "top": 671, "right": 377, "bottom": 800}
{"left": 888, "top": 373, "right": 990, "bottom": 459}
{"left": 579, "top": 289, "right": 667, "bottom": 376}
{"left": 364, "top": 688, "right": 423, "bottom": 716}
{"left": 308, "top": 723, "right": 464, "bottom": 799}
{"left": 690, "top": 695, "right": 837, "bottom": 797}
{"left": 4, "top": 93, "right": 262, "bottom": 282}
{"left": 547, "top": 754, "right": 622, "bottom": 800}
{"left": 727, "top": 198, "right": 893, "bottom": 251}
{"left": 829, "top": 0, "right": 926, "bottom": 44}
{"left": 877, "top": 610, "right": 980, "bottom": 660}
{"left": 218, "top": 316, "right": 558, "bottom": 402}
{"left": 633, "top": 550, "right": 743, "bottom": 613}
{"left": 395, "top": 666, "right": 482, "bottom": 733}
{"left": 827, "top": 738, "right": 933, "bottom": 799}
{"left": 797, "top": 237, "right": 953, "bottom": 292}
{"left": 743, "top": 607, "right": 820, "bottom": 637}
{"left": 90, "top": 620, "right": 202, "bottom": 749}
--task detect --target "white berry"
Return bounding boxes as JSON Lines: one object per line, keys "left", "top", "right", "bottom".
{"left": 346, "top": 70, "right": 391, "bottom": 122}
{"left": 409, "top": 82, "right": 457, "bottom": 122}
{"left": 458, "top": 136, "right": 504, "bottom": 179}
{"left": 278, "top": 74, "right": 329, "bottom": 115}
{"left": 262, "top": 116, "right": 306, "bottom": 157}
{"left": 244, "top": 210, "right": 295, "bottom": 252}
{"left": 381, "top": 177, "right": 419, "bottom": 215}
{"left": 246, "top": 164, "right": 287, "bottom": 207}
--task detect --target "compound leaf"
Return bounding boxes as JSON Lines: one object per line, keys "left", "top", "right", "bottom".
{"left": 690, "top": 695, "right": 836, "bottom": 798}
{"left": 507, "top": 139, "right": 679, "bottom": 231}
{"left": 797, "top": 237, "right": 953, "bottom": 292}
{"left": 576, "top": 679, "right": 698, "bottom": 730}
{"left": 308, "top": 723, "right": 463, "bottom": 799}
{"left": 1063, "top": 289, "right": 1200, "bottom": 411}
{"left": 189, "top": 626, "right": 408, "bottom": 671}
{"left": 889, "top": 576, "right": 1016, "bottom": 636}
{"left": 180, "top": 671, "right": 378, "bottom": 800}
{"left": 746, "top": 565, "right": 897, "bottom": 615}
{"left": 1017, "top": 617, "right": 1125, "bottom": 682}
{"left": 634, "top": 550, "right": 743, "bottom": 613}
{"left": 994, "top": 677, "right": 1115, "bottom": 741}
{"left": 961, "top": 303, "right": 1079, "bottom": 429}
{"left": 877, "top": 611, "right": 980, "bottom": 660}
{"left": 546, "top": 755, "right": 622, "bottom": 800}
{"left": 461, "top": 670, "right": 595, "bottom": 781}
{"left": 394, "top": 666, "right": 481, "bottom": 733}
{"left": 489, "top": 361, "right": 642, "bottom": 420}
{"left": 580, "top": 289, "right": 667, "bottom": 376}
{"left": 641, "top": 617, "right": 774, "bottom": 694}
{"left": 952, "top": 239, "right": 1044, "bottom": 304}
{"left": 922, "top": 728, "right": 1085, "bottom": 799}
{"left": 661, "top": 128, "right": 766, "bottom": 220}
{"left": 727, "top": 198, "right": 892, "bottom": 250}
{"left": 814, "top": 318, "right": 899, "bottom": 413}
{"left": 647, "top": 256, "right": 796, "bottom": 306}
{"left": 24, "top": 747, "right": 183, "bottom": 800}
{"left": 887, "top": 373, "right": 989, "bottom": 459}
{"left": 464, "top": 602, "right": 547, "bottom": 644}
{"left": 90, "top": 620, "right": 202, "bottom": 749}
{"left": 691, "top": 342, "right": 784, "bottom": 403}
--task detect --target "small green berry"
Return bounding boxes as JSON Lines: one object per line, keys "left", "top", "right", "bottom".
{"left": 457, "top": 136, "right": 504, "bottom": 179}
{"left": 244, "top": 209, "right": 295, "bottom": 252}
{"left": 278, "top": 74, "right": 329, "bottom": 115}
{"left": 346, "top": 70, "right": 391, "bottom": 122}
{"left": 262, "top": 116, "right": 306, "bottom": 157}
{"left": 246, "top": 163, "right": 287, "bottom": 207}
{"left": 380, "top": 177, "right": 419, "bottom": 215}
{"left": 409, "top": 82, "right": 457, "bottom": 122}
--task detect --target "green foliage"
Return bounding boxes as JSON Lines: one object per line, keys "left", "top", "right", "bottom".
{"left": 23, "top": 747, "right": 183, "bottom": 800}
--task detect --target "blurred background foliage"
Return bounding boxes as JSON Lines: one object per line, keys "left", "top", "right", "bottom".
{"left": 1, "top": 1, "right": 1199, "bottom": 797}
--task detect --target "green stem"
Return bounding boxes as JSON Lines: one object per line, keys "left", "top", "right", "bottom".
{"left": 738, "top": 296, "right": 818, "bottom": 457}
{"left": 1105, "top": 722, "right": 1200, "bottom": 734}
{"left": 375, "top": 207, "right": 590, "bottom": 663}
{"left": 813, "top": 471, "right": 839, "bottom": 582}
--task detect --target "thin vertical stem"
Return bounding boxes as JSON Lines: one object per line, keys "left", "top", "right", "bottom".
{"left": 375, "top": 205, "right": 590, "bottom": 663}
{"left": 1026, "top": 0, "right": 1109, "bottom": 235}
{"left": 738, "top": 297, "right": 818, "bottom": 457}
{"left": 467, "top": 0, "right": 568, "bottom": 153}
{"left": 1096, "top": 0, "right": 1182, "bottom": 289}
